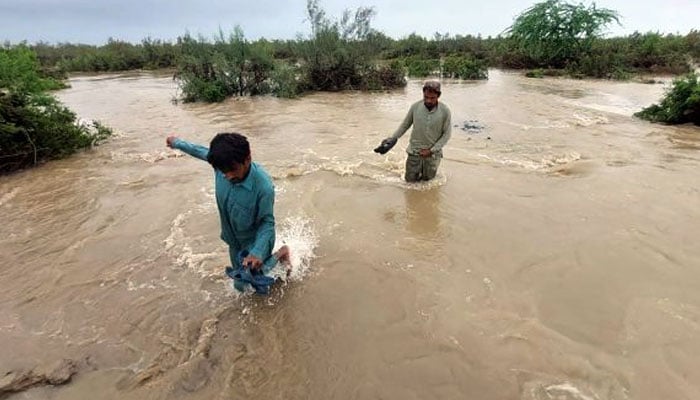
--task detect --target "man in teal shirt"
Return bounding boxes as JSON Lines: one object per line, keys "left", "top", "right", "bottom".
{"left": 166, "top": 132, "right": 289, "bottom": 292}
{"left": 375, "top": 80, "right": 452, "bottom": 182}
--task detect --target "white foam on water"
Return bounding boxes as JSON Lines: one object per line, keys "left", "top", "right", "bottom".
{"left": 163, "top": 210, "right": 221, "bottom": 277}
{"left": 0, "top": 188, "right": 19, "bottom": 207}
{"left": 478, "top": 151, "right": 582, "bottom": 172}
{"left": 567, "top": 94, "right": 645, "bottom": 116}
{"left": 109, "top": 150, "right": 183, "bottom": 163}
{"left": 572, "top": 112, "right": 609, "bottom": 126}
{"left": 269, "top": 151, "right": 449, "bottom": 188}
{"left": 195, "top": 187, "right": 216, "bottom": 213}
{"left": 163, "top": 212, "right": 188, "bottom": 251}
{"left": 175, "top": 244, "right": 221, "bottom": 278}
{"left": 540, "top": 152, "right": 582, "bottom": 167}
{"left": 545, "top": 383, "right": 598, "bottom": 400}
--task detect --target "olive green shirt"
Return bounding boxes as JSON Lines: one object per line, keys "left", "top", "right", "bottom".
{"left": 391, "top": 100, "right": 452, "bottom": 156}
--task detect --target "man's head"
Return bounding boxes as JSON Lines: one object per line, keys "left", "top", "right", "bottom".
{"left": 207, "top": 132, "right": 251, "bottom": 183}
{"left": 422, "top": 80, "right": 441, "bottom": 110}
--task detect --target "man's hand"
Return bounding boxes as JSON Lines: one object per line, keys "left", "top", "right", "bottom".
{"left": 374, "top": 137, "right": 397, "bottom": 155}
{"left": 243, "top": 254, "right": 263, "bottom": 271}
{"left": 419, "top": 148, "right": 432, "bottom": 158}
{"left": 166, "top": 135, "right": 178, "bottom": 148}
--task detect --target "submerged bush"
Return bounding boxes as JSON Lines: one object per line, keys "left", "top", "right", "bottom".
{"left": 175, "top": 27, "right": 275, "bottom": 102}
{"left": 404, "top": 58, "right": 439, "bottom": 77}
{"left": 0, "top": 45, "right": 112, "bottom": 173}
{"left": 269, "top": 61, "right": 302, "bottom": 98}
{"left": 442, "top": 56, "right": 488, "bottom": 80}
{"left": 0, "top": 92, "right": 112, "bottom": 173}
{"left": 356, "top": 60, "right": 406, "bottom": 90}
{"left": 635, "top": 73, "right": 700, "bottom": 125}
{"left": 300, "top": 0, "right": 405, "bottom": 91}
{"left": 525, "top": 69, "right": 545, "bottom": 78}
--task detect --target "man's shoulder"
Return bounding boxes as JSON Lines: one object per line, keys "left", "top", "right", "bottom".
{"left": 438, "top": 102, "right": 452, "bottom": 118}
{"left": 251, "top": 163, "right": 274, "bottom": 192}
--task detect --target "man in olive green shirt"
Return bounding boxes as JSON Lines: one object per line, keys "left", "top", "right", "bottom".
{"left": 378, "top": 80, "right": 451, "bottom": 182}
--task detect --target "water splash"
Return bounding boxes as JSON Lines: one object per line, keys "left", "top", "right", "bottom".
{"left": 268, "top": 215, "right": 319, "bottom": 282}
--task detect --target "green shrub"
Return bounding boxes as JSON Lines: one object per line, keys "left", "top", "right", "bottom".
{"left": 525, "top": 69, "right": 545, "bottom": 78}
{"left": 375, "top": 60, "right": 406, "bottom": 88}
{"left": 355, "top": 61, "right": 406, "bottom": 90}
{"left": 405, "top": 58, "right": 439, "bottom": 77}
{"left": 442, "top": 56, "right": 488, "bottom": 80}
{"left": 270, "top": 61, "right": 302, "bottom": 98}
{"left": 0, "top": 45, "right": 112, "bottom": 173}
{"left": 175, "top": 27, "right": 276, "bottom": 102}
{"left": 0, "top": 92, "right": 112, "bottom": 173}
{"left": 635, "top": 73, "right": 700, "bottom": 125}
{"left": 0, "top": 45, "right": 65, "bottom": 94}
{"left": 299, "top": 0, "right": 404, "bottom": 91}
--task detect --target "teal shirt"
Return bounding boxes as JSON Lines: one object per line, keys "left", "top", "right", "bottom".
{"left": 172, "top": 139, "right": 276, "bottom": 263}
{"left": 391, "top": 100, "right": 452, "bottom": 156}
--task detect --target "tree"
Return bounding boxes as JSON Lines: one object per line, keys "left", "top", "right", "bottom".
{"left": 505, "top": 0, "right": 620, "bottom": 68}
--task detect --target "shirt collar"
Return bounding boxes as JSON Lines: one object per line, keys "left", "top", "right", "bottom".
{"left": 237, "top": 162, "right": 256, "bottom": 191}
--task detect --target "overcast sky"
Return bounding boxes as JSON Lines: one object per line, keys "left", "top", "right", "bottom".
{"left": 1, "top": 0, "right": 698, "bottom": 45}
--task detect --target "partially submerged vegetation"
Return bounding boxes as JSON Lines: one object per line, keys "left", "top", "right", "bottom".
{"left": 175, "top": 1, "right": 408, "bottom": 102}
{"left": 1, "top": 0, "right": 697, "bottom": 170}
{"left": 0, "top": 45, "right": 111, "bottom": 174}
{"left": 175, "top": 28, "right": 279, "bottom": 102}
{"left": 25, "top": 1, "right": 698, "bottom": 83}
{"left": 635, "top": 73, "right": 700, "bottom": 125}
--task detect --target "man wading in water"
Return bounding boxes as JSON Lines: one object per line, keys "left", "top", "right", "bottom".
{"left": 374, "top": 80, "right": 452, "bottom": 182}
{"left": 167, "top": 132, "right": 290, "bottom": 294}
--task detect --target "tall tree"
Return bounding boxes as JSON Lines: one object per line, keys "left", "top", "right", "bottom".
{"left": 505, "top": 0, "right": 620, "bottom": 68}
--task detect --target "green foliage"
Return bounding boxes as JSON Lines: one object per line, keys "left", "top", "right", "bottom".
{"left": 31, "top": 39, "right": 178, "bottom": 73}
{"left": 687, "top": 30, "right": 700, "bottom": 60}
{"left": 299, "top": 0, "right": 405, "bottom": 91}
{"left": 635, "top": 73, "right": 700, "bottom": 125}
{"left": 0, "top": 46, "right": 112, "bottom": 173}
{"left": 525, "top": 69, "right": 545, "bottom": 78}
{"left": 141, "top": 37, "right": 177, "bottom": 69}
{"left": 624, "top": 32, "right": 690, "bottom": 73}
{"left": 269, "top": 61, "right": 302, "bottom": 98}
{"left": 358, "top": 61, "right": 406, "bottom": 90}
{"left": 17, "top": 3, "right": 700, "bottom": 87}
{"left": 442, "top": 56, "right": 488, "bottom": 80}
{"left": 567, "top": 37, "right": 628, "bottom": 78}
{"left": 0, "top": 45, "right": 65, "bottom": 94}
{"left": 175, "top": 27, "right": 276, "bottom": 102}
{"left": 505, "top": 0, "right": 620, "bottom": 68}
{"left": 0, "top": 91, "right": 113, "bottom": 173}
{"left": 404, "top": 58, "right": 439, "bottom": 77}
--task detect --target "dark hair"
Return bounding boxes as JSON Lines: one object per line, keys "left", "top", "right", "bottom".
{"left": 207, "top": 132, "right": 250, "bottom": 172}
